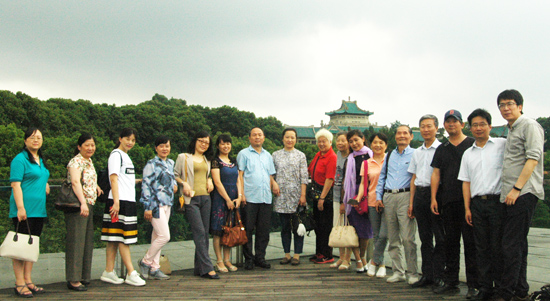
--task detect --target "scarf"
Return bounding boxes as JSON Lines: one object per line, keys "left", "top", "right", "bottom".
{"left": 343, "top": 146, "right": 373, "bottom": 215}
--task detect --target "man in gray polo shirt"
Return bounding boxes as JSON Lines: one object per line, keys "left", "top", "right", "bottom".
{"left": 495, "top": 89, "right": 544, "bottom": 301}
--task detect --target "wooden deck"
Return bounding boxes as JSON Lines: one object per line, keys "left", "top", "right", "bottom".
{"left": 0, "top": 259, "right": 471, "bottom": 300}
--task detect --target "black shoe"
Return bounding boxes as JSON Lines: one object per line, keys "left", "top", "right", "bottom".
{"left": 466, "top": 287, "right": 480, "bottom": 299}
{"left": 472, "top": 291, "right": 493, "bottom": 300}
{"left": 433, "top": 283, "right": 459, "bottom": 294}
{"left": 81, "top": 280, "right": 91, "bottom": 286}
{"left": 201, "top": 273, "right": 220, "bottom": 280}
{"left": 411, "top": 276, "right": 433, "bottom": 288}
{"left": 67, "top": 282, "right": 87, "bottom": 291}
{"left": 255, "top": 260, "right": 271, "bottom": 269}
{"left": 245, "top": 260, "right": 254, "bottom": 270}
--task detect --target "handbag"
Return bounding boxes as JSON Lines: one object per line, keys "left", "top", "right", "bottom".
{"left": 0, "top": 220, "right": 40, "bottom": 262}
{"left": 291, "top": 205, "right": 315, "bottom": 236}
{"left": 55, "top": 169, "right": 84, "bottom": 212}
{"left": 221, "top": 209, "right": 248, "bottom": 247}
{"left": 328, "top": 214, "right": 359, "bottom": 248}
{"left": 355, "top": 161, "right": 369, "bottom": 215}
{"left": 159, "top": 254, "right": 172, "bottom": 275}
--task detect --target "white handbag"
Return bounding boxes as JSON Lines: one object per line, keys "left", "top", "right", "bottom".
{"left": 328, "top": 214, "right": 359, "bottom": 248}
{"left": 0, "top": 220, "right": 40, "bottom": 262}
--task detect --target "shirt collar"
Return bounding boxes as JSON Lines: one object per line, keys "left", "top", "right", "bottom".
{"left": 507, "top": 114, "right": 526, "bottom": 130}
{"left": 76, "top": 153, "right": 93, "bottom": 166}
{"left": 395, "top": 145, "right": 412, "bottom": 155}
{"left": 247, "top": 145, "right": 264, "bottom": 154}
{"left": 421, "top": 139, "right": 441, "bottom": 150}
{"left": 473, "top": 137, "right": 495, "bottom": 149}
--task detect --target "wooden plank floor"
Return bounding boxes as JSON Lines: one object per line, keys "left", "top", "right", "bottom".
{"left": 0, "top": 259, "right": 471, "bottom": 300}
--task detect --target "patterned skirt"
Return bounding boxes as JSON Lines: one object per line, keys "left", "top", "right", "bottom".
{"left": 101, "top": 199, "right": 138, "bottom": 245}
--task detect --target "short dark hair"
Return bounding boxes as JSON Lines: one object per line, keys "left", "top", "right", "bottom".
{"left": 249, "top": 127, "right": 263, "bottom": 136}
{"left": 467, "top": 109, "right": 492, "bottom": 126}
{"left": 419, "top": 114, "right": 439, "bottom": 128}
{"left": 154, "top": 135, "right": 170, "bottom": 147}
{"left": 346, "top": 129, "right": 364, "bottom": 141}
{"left": 188, "top": 130, "right": 213, "bottom": 158}
{"left": 397, "top": 124, "right": 412, "bottom": 135}
{"left": 336, "top": 131, "right": 348, "bottom": 139}
{"left": 281, "top": 128, "right": 297, "bottom": 139}
{"left": 497, "top": 89, "right": 524, "bottom": 114}
{"left": 74, "top": 132, "right": 96, "bottom": 155}
{"left": 369, "top": 132, "right": 388, "bottom": 145}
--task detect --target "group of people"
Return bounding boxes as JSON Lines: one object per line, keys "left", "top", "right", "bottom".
{"left": 6, "top": 89, "right": 543, "bottom": 301}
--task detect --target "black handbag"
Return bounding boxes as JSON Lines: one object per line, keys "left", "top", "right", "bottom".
{"left": 292, "top": 205, "right": 315, "bottom": 234}
{"left": 54, "top": 170, "right": 83, "bottom": 212}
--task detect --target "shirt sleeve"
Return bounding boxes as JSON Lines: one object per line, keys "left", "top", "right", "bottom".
{"left": 376, "top": 152, "right": 389, "bottom": 200}
{"left": 324, "top": 154, "right": 337, "bottom": 180}
{"left": 408, "top": 152, "right": 418, "bottom": 174}
{"left": 267, "top": 153, "right": 276, "bottom": 175}
{"left": 237, "top": 151, "right": 246, "bottom": 171}
{"left": 140, "top": 161, "right": 156, "bottom": 211}
{"left": 431, "top": 146, "right": 443, "bottom": 169}
{"left": 9, "top": 154, "right": 25, "bottom": 182}
{"left": 359, "top": 161, "right": 366, "bottom": 177}
{"left": 174, "top": 154, "right": 185, "bottom": 179}
{"left": 457, "top": 152, "right": 470, "bottom": 182}
{"left": 300, "top": 152, "right": 309, "bottom": 185}
{"left": 524, "top": 121, "right": 544, "bottom": 161}
{"left": 108, "top": 151, "right": 123, "bottom": 176}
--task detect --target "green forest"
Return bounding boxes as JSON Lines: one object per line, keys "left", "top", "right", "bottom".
{"left": 1, "top": 90, "right": 549, "bottom": 253}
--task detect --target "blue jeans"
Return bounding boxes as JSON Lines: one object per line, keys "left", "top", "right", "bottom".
{"left": 279, "top": 213, "right": 304, "bottom": 254}
{"left": 368, "top": 206, "right": 388, "bottom": 265}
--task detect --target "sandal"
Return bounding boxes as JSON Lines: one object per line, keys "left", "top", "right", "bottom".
{"left": 338, "top": 260, "right": 350, "bottom": 271}
{"left": 330, "top": 259, "right": 343, "bottom": 268}
{"left": 215, "top": 261, "right": 228, "bottom": 273}
{"left": 14, "top": 284, "right": 33, "bottom": 298}
{"left": 224, "top": 261, "right": 238, "bottom": 272}
{"left": 26, "top": 283, "right": 45, "bottom": 294}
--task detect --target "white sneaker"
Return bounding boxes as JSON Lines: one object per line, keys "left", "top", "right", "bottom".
{"left": 376, "top": 265, "right": 387, "bottom": 278}
{"left": 408, "top": 275, "right": 419, "bottom": 285}
{"left": 100, "top": 270, "right": 124, "bottom": 284}
{"left": 125, "top": 270, "right": 146, "bottom": 286}
{"left": 366, "top": 263, "right": 377, "bottom": 277}
{"left": 386, "top": 272, "right": 406, "bottom": 283}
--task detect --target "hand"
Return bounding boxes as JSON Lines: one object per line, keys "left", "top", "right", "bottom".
{"left": 235, "top": 198, "right": 242, "bottom": 209}
{"left": 317, "top": 199, "right": 324, "bottom": 211}
{"left": 80, "top": 203, "right": 89, "bottom": 217}
{"left": 97, "top": 186, "right": 104, "bottom": 196}
{"left": 144, "top": 210, "right": 153, "bottom": 222}
{"left": 375, "top": 200, "right": 384, "bottom": 213}
{"left": 339, "top": 203, "right": 345, "bottom": 214}
{"left": 182, "top": 182, "right": 192, "bottom": 197}
{"left": 505, "top": 189, "right": 520, "bottom": 206}
{"left": 407, "top": 204, "right": 414, "bottom": 219}
{"left": 226, "top": 200, "right": 235, "bottom": 210}
{"left": 431, "top": 199, "right": 439, "bottom": 215}
{"left": 272, "top": 182, "right": 280, "bottom": 196}
{"left": 299, "top": 195, "right": 306, "bottom": 206}
{"left": 17, "top": 208, "right": 27, "bottom": 222}
{"left": 207, "top": 179, "right": 214, "bottom": 193}
{"left": 241, "top": 194, "right": 247, "bottom": 206}
{"left": 110, "top": 202, "right": 120, "bottom": 218}
{"left": 173, "top": 185, "right": 178, "bottom": 193}
{"left": 465, "top": 209, "right": 473, "bottom": 226}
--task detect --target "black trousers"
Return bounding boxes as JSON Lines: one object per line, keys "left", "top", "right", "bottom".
{"left": 413, "top": 187, "right": 445, "bottom": 280}
{"left": 471, "top": 196, "right": 505, "bottom": 294}
{"left": 241, "top": 203, "right": 272, "bottom": 262}
{"left": 500, "top": 193, "right": 538, "bottom": 299}
{"left": 441, "top": 201, "right": 478, "bottom": 287}
{"left": 313, "top": 198, "right": 333, "bottom": 258}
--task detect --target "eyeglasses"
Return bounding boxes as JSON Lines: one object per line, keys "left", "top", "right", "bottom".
{"left": 197, "top": 139, "right": 210, "bottom": 145}
{"left": 498, "top": 102, "right": 517, "bottom": 109}
{"left": 27, "top": 136, "right": 43, "bottom": 141}
{"left": 470, "top": 123, "right": 489, "bottom": 129}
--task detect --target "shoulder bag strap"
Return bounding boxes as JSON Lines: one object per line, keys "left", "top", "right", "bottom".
{"left": 382, "top": 150, "right": 393, "bottom": 192}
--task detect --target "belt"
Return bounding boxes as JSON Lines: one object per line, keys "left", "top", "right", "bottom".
{"left": 475, "top": 194, "right": 500, "bottom": 200}
{"left": 416, "top": 186, "right": 430, "bottom": 191}
{"left": 384, "top": 188, "right": 411, "bottom": 194}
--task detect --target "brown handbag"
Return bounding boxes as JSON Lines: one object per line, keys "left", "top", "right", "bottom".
{"left": 221, "top": 209, "right": 248, "bottom": 247}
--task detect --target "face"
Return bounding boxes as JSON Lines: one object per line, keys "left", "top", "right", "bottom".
{"left": 249, "top": 128, "right": 265, "bottom": 148}
{"left": 24, "top": 130, "right": 43, "bottom": 152}
{"left": 395, "top": 126, "right": 413, "bottom": 147}
{"left": 218, "top": 140, "right": 232, "bottom": 156}
{"left": 283, "top": 130, "right": 297, "bottom": 150}
{"left": 443, "top": 118, "right": 464, "bottom": 136}
{"left": 470, "top": 116, "right": 491, "bottom": 141}
{"left": 155, "top": 141, "right": 171, "bottom": 160}
{"left": 317, "top": 136, "right": 331, "bottom": 153}
{"left": 420, "top": 118, "right": 437, "bottom": 141}
{"left": 195, "top": 137, "right": 210, "bottom": 155}
{"left": 336, "top": 134, "right": 349, "bottom": 152}
{"left": 78, "top": 139, "right": 96, "bottom": 159}
{"left": 119, "top": 134, "right": 136, "bottom": 152}
{"left": 348, "top": 134, "right": 365, "bottom": 152}
{"left": 498, "top": 99, "right": 522, "bottom": 123}
{"left": 371, "top": 136, "right": 387, "bottom": 155}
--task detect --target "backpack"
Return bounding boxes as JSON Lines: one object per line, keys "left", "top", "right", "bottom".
{"left": 97, "top": 150, "right": 123, "bottom": 203}
{"left": 531, "top": 284, "right": 550, "bottom": 301}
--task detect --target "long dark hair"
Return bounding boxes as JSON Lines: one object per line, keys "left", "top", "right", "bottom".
{"left": 23, "top": 127, "right": 46, "bottom": 167}
{"left": 346, "top": 129, "right": 365, "bottom": 152}
{"left": 212, "top": 134, "right": 234, "bottom": 162}
{"left": 188, "top": 130, "right": 213, "bottom": 158}
{"left": 114, "top": 128, "right": 137, "bottom": 149}
{"left": 74, "top": 133, "right": 96, "bottom": 155}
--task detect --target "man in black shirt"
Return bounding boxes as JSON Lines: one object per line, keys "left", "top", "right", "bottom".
{"left": 430, "top": 110, "right": 479, "bottom": 298}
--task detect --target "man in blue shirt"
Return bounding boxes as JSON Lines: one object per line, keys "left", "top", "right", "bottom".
{"left": 237, "top": 127, "right": 279, "bottom": 270}
{"left": 375, "top": 125, "right": 418, "bottom": 284}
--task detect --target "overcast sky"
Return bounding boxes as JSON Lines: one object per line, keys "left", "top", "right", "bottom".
{"left": 1, "top": 1, "right": 549, "bottom": 129}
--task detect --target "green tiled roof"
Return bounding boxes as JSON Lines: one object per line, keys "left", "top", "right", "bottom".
{"left": 490, "top": 125, "right": 509, "bottom": 137}
{"left": 326, "top": 100, "right": 373, "bottom": 117}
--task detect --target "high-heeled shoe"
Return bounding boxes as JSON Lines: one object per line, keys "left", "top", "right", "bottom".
{"left": 14, "top": 284, "right": 33, "bottom": 298}
{"left": 215, "top": 261, "right": 228, "bottom": 273}
{"left": 338, "top": 260, "right": 350, "bottom": 270}
{"left": 356, "top": 262, "right": 366, "bottom": 273}
{"left": 224, "top": 261, "right": 238, "bottom": 272}
{"left": 330, "top": 259, "right": 343, "bottom": 268}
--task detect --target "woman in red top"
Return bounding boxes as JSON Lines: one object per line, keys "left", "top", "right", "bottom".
{"left": 308, "top": 129, "right": 337, "bottom": 264}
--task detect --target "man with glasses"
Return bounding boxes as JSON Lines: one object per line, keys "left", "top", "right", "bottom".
{"left": 494, "top": 90, "right": 544, "bottom": 301}
{"left": 458, "top": 109, "right": 506, "bottom": 300}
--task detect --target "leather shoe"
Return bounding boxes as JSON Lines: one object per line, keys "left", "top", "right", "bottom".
{"left": 201, "top": 273, "right": 220, "bottom": 280}
{"left": 466, "top": 287, "right": 480, "bottom": 299}
{"left": 433, "top": 283, "right": 459, "bottom": 294}
{"left": 245, "top": 260, "right": 254, "bottom": 270}
{"left": 67, "top": 282, "right": 87, "bottom": 291}
{"left": 81, "top": 280, "right": 91, "bottom": 286}
{"left": 255, "top": 260, "right": 271, "bottom": 269}
{"left": 472, "top": 291, "right": 493, "bottom": 300}
{"left": 411, "top": 276, "right": 433, "bottom": 288}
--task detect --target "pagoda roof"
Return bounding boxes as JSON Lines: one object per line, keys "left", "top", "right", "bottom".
{"left": 326, "top": 100, "right": 373, "bottom": 117}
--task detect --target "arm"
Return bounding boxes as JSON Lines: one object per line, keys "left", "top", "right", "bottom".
{"left": 270, "top": 175, "right": 280, "bottom": 196}
{"left": 69, "top": 166, "right": 89, "bottom": 217}
{"left": 140, "top": 162, "right": 154, "bottom": 222}
{"left": 11, "top": 182, "right": 26, "bottom": 222}
{"left": 463, "top": 181, "right": 473, "bottom": 226}
{"left": 430, "top": 168, "right": 441, "bottom": 215}
{"left": 109, "top": 174, "right": 120, "bottom": 217}
{"left": 408, "top": 174, "right": 416, "bottom": 218}
{"left": 299, "top": 183, "right": 307, "bottom": 206}
{"left": 238, "top": 170, "right": 246, "bottom": 205}
{"left": 505, "top": 159, "right": 538, "bottom": 206}
{"left": 212, "top": 168, "right": 235, "bottom": 210}
{"left": 236, "top": 172, "right": 243, "bottom": 208}
{"left": 318, "top": 178, "right": 334, "bottom": 211}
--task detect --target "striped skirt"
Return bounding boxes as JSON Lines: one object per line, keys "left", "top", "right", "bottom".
{"left": 101, "top": 199, "right": 138, "bottom": 245}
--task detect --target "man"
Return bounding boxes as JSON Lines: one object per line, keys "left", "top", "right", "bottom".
{"left": 495, "top": 90, "right": 544, "bottom": 301}
{"left": 408, "top": 114, "right": 444, "bottom": 288}
{"left": 430, "top": 109, "right": 479, "bottom": 298}
{"left": 375, "top": 125, "right": 418, "bottom": 284}
{"left": 458, "top": 108, "right": 507, "bottom": 300}
{"left": 237, "top": 127, "right": 279, "bottom": 270}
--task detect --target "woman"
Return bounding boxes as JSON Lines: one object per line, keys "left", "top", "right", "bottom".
{"left": 137, "top": 136, "right": 177, "bottom": 280}
{"left": 341, "top": 129, "right": 373, "bottom": 273}
{"left": 330, "top": 132, "right": 351, "bottom": 270}
{"left": 272, "top": 128, "right": 309, "bottom": 266}
{"left": 9, "top": 128, "right": 50, "bottom": 298}
{"left": 364, "top": 133, "right": 389, "bottom": 277}
{"left": 174, "top": 131, "right": 218, "bottom": 279}
{"left": 308, "top": 129, "right": 337, "bottom": 264}
{"left": 100, "top": 128, "right": 145, "bottom": 286}
{"left": 65, "top": 133, "right": 102, "bottom": 291}
{"left": 210, "top": 134, "right": 242, "bottom": 273}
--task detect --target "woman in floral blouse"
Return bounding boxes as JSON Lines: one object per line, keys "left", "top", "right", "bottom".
{"left": 64, "top": 133, "right": 102, "bottom": 291}
{"left": 272, "top": 128, "right": 309, "bottom": 265}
